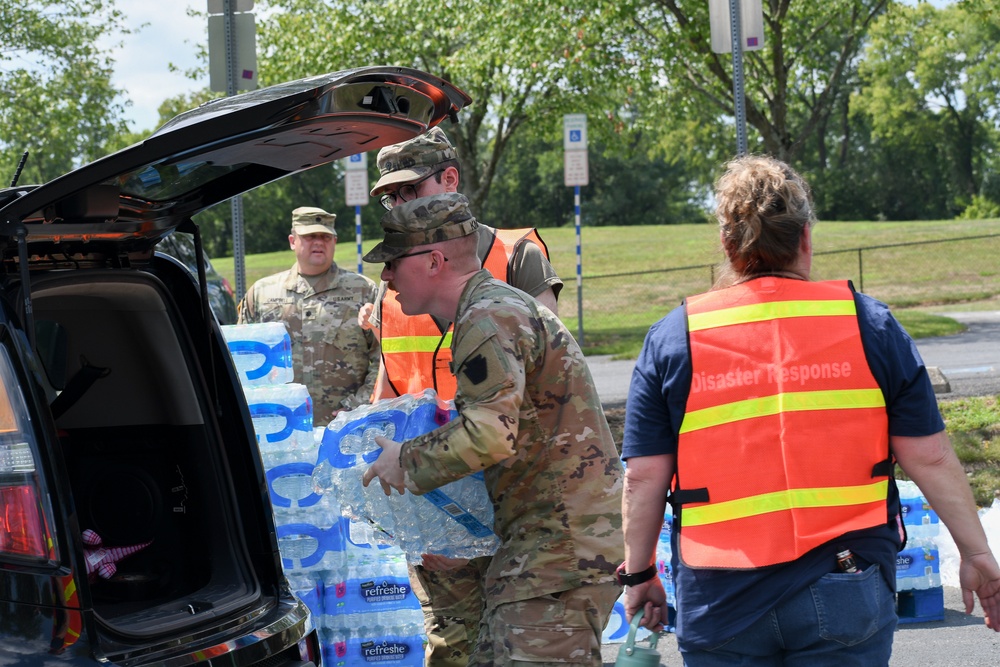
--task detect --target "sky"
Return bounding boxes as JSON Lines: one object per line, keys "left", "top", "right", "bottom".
{"left": 101, "top": 2, "right": 207, "bottom": 133}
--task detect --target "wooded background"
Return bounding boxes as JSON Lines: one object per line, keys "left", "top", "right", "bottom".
{"left": 4, "top": 1, "right": 999, "bottom": 257}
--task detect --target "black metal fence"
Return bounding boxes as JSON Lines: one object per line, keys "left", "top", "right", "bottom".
{"left": 563, "top": 233, "right": 1000, "bottom": 343}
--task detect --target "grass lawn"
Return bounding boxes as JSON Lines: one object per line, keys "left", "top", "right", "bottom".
{"left": 212, "top": 218, "right": 1000, "bottom": 506}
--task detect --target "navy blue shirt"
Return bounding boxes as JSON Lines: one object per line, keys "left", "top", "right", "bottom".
{"left": 622, "top": 284, "right": 945, "bottom": 648}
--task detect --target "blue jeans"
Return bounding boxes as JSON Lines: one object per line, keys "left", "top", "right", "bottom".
{"left": 679, "top": 564, "right": 897, "bottom": 667}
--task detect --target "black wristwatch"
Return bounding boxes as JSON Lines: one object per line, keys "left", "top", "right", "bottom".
{"left": 616, "top": 562, "right": 658, "bottom": 586}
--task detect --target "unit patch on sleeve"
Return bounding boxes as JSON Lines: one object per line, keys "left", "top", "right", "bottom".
{"left": 463, "top": 354, "right": 489, "bottom": 385}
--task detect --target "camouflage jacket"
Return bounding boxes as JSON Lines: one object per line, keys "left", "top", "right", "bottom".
{"left": 238, "top": 263, "right": 379, "bottom": 426}
{"left": 399, "top": 270, "right": 624, "bottom": 603}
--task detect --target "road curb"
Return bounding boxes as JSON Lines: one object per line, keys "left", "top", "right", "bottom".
{"left": 927, "top": 366, "right": 952, "bottom": 394}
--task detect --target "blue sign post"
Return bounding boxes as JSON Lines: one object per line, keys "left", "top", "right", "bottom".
{"left": 344, "top": 153, "right": 369, "bottom": 274}
{"left": 563, "top": 114, "right": 589, "bottom": 344}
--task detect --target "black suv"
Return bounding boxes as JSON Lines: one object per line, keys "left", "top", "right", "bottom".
{"left": 0, "top": 67, "right": 469, "bottom": 666}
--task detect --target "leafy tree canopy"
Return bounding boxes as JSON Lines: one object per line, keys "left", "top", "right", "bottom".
{"left": 0, "top": 0, "right": 132, "bottom": 185}
{"left": 256, "top": 0, "right": 635, "bottom": 212}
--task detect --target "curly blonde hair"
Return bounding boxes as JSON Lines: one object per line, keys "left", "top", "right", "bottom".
{"left": 713, "top": 155, "right": 815, "bottom": 287}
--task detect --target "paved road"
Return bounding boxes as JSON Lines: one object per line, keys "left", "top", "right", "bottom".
{"left": 592, "top": 311, "right": 1000, "bottom": 665}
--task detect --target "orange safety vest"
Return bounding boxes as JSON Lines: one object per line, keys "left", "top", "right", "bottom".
{"left": 378, "top": 227, "right": 549, "bottom": 400}
{"left": 674, "top": 278, "right": 891, "bottom": 569}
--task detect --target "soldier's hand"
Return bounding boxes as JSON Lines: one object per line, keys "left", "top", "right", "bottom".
{"left": 361, "top": 436, "right": 405, "bottom": 495}
{"left": 358, "top": 302, "right": 375, "bottom": 330}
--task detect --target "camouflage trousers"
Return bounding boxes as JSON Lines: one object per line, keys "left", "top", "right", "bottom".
{"left": 470, "top": 581, "right": 622, "bottom": 667}
{"left": 409, "top": 556, "right": 489, "bottom": 667}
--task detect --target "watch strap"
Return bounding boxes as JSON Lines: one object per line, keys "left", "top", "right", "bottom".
{"left": 616, "top": 562, "right": 658, "bottom": 586}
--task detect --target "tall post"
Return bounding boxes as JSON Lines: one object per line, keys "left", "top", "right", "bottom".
{"left": 224, "top": 0, "right": 248, "bottom": 297}
{"left": 563, "top": 113, "right": 589, "bottom": 344}
{"left": 729, "top": 0, "right": 749, "bottom": 156}
{"left": 574, "top": 186, "right": 584, "bottom": 345}
{"left": 355, "top": 206, "right": 363, "bottom": 274}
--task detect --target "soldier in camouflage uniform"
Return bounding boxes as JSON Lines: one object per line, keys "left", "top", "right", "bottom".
{"left": 360, "top": 193, "right": 624, "bottom": 666}
{"left": 237, "top": 207, "right": 379, "bottom": 426}
{"left": 363, "top": 126, "right": 564, "bottom": 667}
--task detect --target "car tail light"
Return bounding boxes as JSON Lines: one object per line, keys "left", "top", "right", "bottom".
{"left": 0, "top": 481, "right": 48, "bottom": 557}
{"left": 221, "top": 276, "right": 235, "bottom": 298}
{"left": 0, "top": 348, "right": 56, "bottom": 561}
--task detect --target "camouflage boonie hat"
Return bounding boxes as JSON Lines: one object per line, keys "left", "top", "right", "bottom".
{"left": 369, "top": 127, "right": 458, "bottom": 197}
{"left": 291, "top": 206, "right": 337, "bottom": 236}
{"left": 363, "top": 193, "right": 479, "bottom": 263}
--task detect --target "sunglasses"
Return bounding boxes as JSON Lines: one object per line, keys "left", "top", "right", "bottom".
{"left": 383, "top": 248, "right": 448, "bottom": 272}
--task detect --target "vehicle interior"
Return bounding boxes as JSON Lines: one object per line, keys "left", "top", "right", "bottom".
{"left": 28, "top": 271, "right": 258, "bottom": 635}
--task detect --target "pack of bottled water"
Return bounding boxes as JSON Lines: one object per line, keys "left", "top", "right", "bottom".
{"left": 312, "top": 390, "right": 500, "bottom": 563}
{"left": 896, "top": 537, "right": 941, "bottom": 590}
{"left": 224, "top": 323, "right": 429, "bottom": 660}
{"left": 280, "top": 513, "right": 426, "bottom": 667}
{"left": 894, "top": 480, "right": 943, "bottom": 591}
{"left": 243, "top": 383, "right": 315, "bottom": 464}
{"left": 897, "top": 479, "right": 941, "bottom": 539}
{"left": 221, "top": 322, "right": 294, "bottom": 387}
{"left": 276, "top": 506, "right": 426, "bottom": 663}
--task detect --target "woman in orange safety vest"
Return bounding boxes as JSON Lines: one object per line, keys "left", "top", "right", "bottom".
{"left": 619, "top": 155, "right": 1000, "bottom": 666}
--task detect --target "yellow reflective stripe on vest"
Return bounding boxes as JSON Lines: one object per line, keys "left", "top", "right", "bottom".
{"left": 679, "top": 388, "right": 886, "bottom": 434}
{"left": 682, "top": 479, "right": 889, "bottom": 527}
{"left": 381, "top": 331, "right": 453, "bottom": 354}
{"left": 688, "top": 299, "right": 857, "bottom": 332}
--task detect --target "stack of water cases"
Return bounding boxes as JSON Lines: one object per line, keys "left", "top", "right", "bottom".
{"left": 602, "top": 510, "right": 675, "bottom": 643}
{"left": 221, "top": 323, "right": 328, "bottom": 639}
{"left": 895, "top": 479, "right": 945, "bottom": 623}
{"left": 310, "top": 390, "right": 500, "bottom": 666}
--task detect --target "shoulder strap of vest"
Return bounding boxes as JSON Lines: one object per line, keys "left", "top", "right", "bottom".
{"left": 670, "top": 487, "right": 709, "bottom": 506}
{"left": 492, "top": 227, "right": 550, "bottom": 260}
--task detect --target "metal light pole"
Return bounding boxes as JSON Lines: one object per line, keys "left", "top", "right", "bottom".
{"left": 729, "top": 0, "right": 749, "bottom": 156}
{"left": 223, "top": 0, "right": 248, "bottom": 297}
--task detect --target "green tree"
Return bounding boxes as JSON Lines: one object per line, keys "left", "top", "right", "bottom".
{"left": 0, "top": 0, "right": 132, "bottom": 184}
{"left": 255, "top": 0, "right": 634, "bottom": 214}
{"left": 482, "top": 124, "right": 709, "bottom": 229}
{"left": 603, "top": 0, "right": 890, "bottom": 165}
{"left": 853, "top": 2, "right": 1000, "bottom": 216}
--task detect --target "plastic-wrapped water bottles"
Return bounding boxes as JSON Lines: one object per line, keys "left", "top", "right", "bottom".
{"left": 318, "top": 525, "right": 425, "bottom": 667}
{"left": 226, "top": 322, "right": 427, "bottom": 661}
{"left": 656, "top": 512, "right": 676, "bottom": 614}
{"left": 221, "top": 322, "right": 294, "bottom": 387}
{"left": 275, "top": 509, "right": 348, "bottom": 573}
{"left": 896, "top": 537, "right": 941, "bottom": 590}
{"left": 312, "top": 390, "right": 500, "bottom": 563}
{"left": 244, "top": 383, "right": 314, "bottom": 460}
{"left": 897, "top": 479, "right": 941, "bottom": 539}
{"left": 321, "top": 616, "right": 426, "bottom": 667}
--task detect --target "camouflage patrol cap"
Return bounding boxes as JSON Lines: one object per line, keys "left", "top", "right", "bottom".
{"left": 369, "top": 127, "right": 458, "bottom": 197}
{"left": 363, "top": 193, "right": 479, "bottom": 263}
{"left": 291, "top": 206, "right": 337, "bottom": 236}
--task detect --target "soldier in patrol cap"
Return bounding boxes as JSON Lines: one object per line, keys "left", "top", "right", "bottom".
{"left": 362, "top": 193, "right": 624, "bottom": 667}
{"left": 238, "top": 206, "right": 379, "bottom": 425}
{"left": 363, "top": 129, "right": 563, "bottom": 666}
